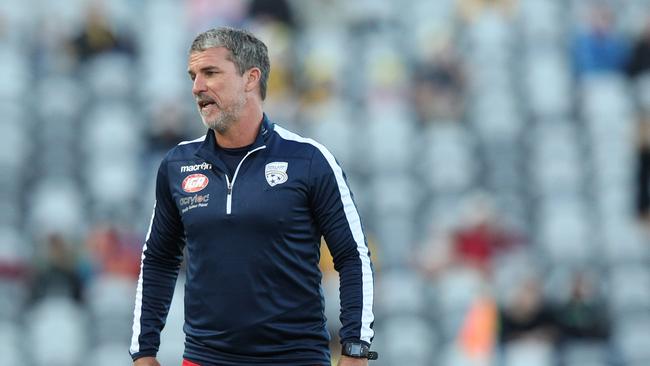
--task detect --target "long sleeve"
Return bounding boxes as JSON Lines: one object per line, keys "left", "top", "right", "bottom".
{"left": 130, "top": 157, "right": 186, "bottom": 360}
{"left": 309, "top": 147, "right": 375, "bottom": 345}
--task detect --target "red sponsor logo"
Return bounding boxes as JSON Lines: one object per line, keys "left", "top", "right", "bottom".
{"left": 182, "top": 174, "right": 209, "bottom": 193}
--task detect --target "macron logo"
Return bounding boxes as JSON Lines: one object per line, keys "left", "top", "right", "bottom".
{"left": 181, "top": 162, "right": 212, "bottom": 173}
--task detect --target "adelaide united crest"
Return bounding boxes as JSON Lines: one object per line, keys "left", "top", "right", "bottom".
{"left": 265, "top": 162, "right": 288, "bottom": 187}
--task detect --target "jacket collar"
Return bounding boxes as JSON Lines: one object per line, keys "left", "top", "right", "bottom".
{"left": 193, "top": 114, "right": 273, "bottom": 171}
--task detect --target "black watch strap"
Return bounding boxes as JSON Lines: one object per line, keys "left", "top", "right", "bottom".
{"left": 342, "top": 342, "right": 379, "bottom": 360}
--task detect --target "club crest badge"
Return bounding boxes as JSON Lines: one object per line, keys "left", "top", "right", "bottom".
{"left": 265, "top": 162, "right": 288, "bottom": 187}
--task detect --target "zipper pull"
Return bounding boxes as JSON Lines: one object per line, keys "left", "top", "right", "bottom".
{"left": 225, "top": 174, "right": 233, "bottom": 215}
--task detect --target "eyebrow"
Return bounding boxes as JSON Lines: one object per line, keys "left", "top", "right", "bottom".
{"left": 188, "top": 66, "right": 221, "bottom": 76}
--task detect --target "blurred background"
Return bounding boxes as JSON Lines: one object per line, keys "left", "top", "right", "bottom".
{"left": 2, "top": 0, "right": 650, "bottom": 365}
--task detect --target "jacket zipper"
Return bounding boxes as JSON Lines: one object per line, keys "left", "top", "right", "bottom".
{"left": 225, "top": 145, "right": 266, "bottom": 215}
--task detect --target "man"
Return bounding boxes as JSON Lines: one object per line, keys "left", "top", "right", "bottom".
{"left": 130, "top": 27, "right": 375, "bottom": 366}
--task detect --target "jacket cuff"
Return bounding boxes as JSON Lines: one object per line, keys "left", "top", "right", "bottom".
{"left": 340, "top": 338, "right": 371, "bottom": 347}
{"left": 131, "top": 350, "right": 158, "bottom": 361}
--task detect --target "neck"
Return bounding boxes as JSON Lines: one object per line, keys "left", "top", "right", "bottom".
{"left": 214, "top": 104, "right": 263, "bottom": 148}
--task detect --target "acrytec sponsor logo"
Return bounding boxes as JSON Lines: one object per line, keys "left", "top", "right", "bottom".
{"left": 179, "top": 194, "right": 210, "bottom": 213}
{"left": 179, "top": 194, "right": 210, "bottom": 206}
{"left": 180, "top": 162, "right": 212, "bottom": 173}
{"left": 182, "top": 174, "right": 209, "bottom": 193}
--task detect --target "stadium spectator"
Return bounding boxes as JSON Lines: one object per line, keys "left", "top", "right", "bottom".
{"left": 415, "top": 194, "right": 523, "bottom": 280}
{"left": 625, "top": 15, "right": 650, "bottom": 222}
{"left": 456, "top": 0, "right": 517, "bottom": 24}
{"left": 572, "top": 3, "right": 629, "bottom": 78}
{"left": 635, "top": 119, "right": 650, "bottom": 221}
{"left": 248, "top": 0, "right": 296, "bottom": 29}
{"left": 85, "top": 224, "right": 142, "bottom": 280}
{"left": 69, "top": 2, "right": 135, "bottom": 63}
{"left": 626, "top": 15, "right": 650, "bottom": 79}
{"left": 28, "top": 233, "right": 84, "bottom": 305}
{"left": 412, "top": 39, "right": 466, "bottom": 123}
{"left": 554, "top": 270, "right": 611, "bottom": 343}
{"left": 498, "top": 276, "right": 556, "bottom": 344}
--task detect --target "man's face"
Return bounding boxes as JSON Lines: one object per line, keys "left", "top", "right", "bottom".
{"left": 188, "top": 47, "right": 247, "bottom": 133}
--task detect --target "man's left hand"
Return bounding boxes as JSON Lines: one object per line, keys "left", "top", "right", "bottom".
{"left": 337, "top": 355, "right": 369, "bottom": 366}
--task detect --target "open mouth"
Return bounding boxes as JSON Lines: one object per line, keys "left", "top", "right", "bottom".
{"left": 197, "top": 98, "right": 216, "bottom": 110}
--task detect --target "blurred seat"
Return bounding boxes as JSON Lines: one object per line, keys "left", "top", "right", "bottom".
{"left": 138, "top": 0, "right": 189, "bottom": 102}
{"left": 0, "top": 45, "right": 29, "bottom": 100}
{"left": 85, "top": 159, "right": 139, "bottom": 218}
{"left": 466, "top": 9, "right": 515, "bottom": 66}
{"left": 0, "top": 0, "right": 33, "bottom": 32}
{"left": 537, "top": 198, "right": 593, "bottom": 264}
{"left": 528, "top": 121, "right": 584, "bottom": 197}
{"left": 89, "top": 342, "right": 133, "bottom": 366}
{"left": 0, "top": 321, "right": 22, "bottom": 365}
{"left": 27, "top": 297, "right": 87, "bottom": 366}
{"left": 483, "top": 144, "right": 524, "bottom": 195}
{"left": 502, "top": 339, "right": 555, "bottom": 366}
{"left": 613, "top": 315, "right": 650, "bottom": 365}
{"left": 365, "top": 103, "right": 416, "bottom": 173}
{"left": 595, "top": 187, "right": 634, "bottom": 225}
{"left": 435, "top": 267, "right": 484, "bottom": 340}
{"left": 518, "top": 0, "right": 563, "bottom": 44}
{"left": 524, "top": 49, "right": 572, "bottom": 118}
{"left": 599, "top": 219, "right": 649, "bottom": 265}
{"left": 470, "top": 90, "right": 522, "bottom": 142}
{"left": 408, "top": 0, "right": 455, "bottom": 58}
{"left": 561, "top": 341, "right": 609, "bottom": 366}
{"left": 381, "top": 314, "right": 437, "bottom": 366}
{"left": 419, "top": 122, "right": 476, "bottom": 194}
{"left": 38, "top": 0, "right": 86, "bottom": 31}
{"left": 0, "top": 118, "right": 29, "bottom": 170}
{"left": 370, "top": 175, "right": 420, "bottom": 218}
{"left": 37, "top": 74, "right": 84, "bottom": 121}
{"left": 84, "top": 53, "right": 135, "bottom": 101}
{"left": 608, "top": 265, "right": 650, "bottom": 315}
{"left": 376, "top": 269, "right": 427, "bottom": 315}
{"left": 27, "top": 178, "right": 84, "bottom": 239}
{"left": 82, "top": 103, "right": 141, "bottom": 159}
{"left": 581, "top": 74, "right": 632, "bottom": 124}
{"left": 87, "top": 275, "right": 137, "bottom": 344}
{"left": 372, "top": 217, "right": 416, "bottom": 267}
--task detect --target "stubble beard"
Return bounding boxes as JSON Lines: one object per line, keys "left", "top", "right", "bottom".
{"left": 200, "top": 95, "right": 247, "bottom": 134}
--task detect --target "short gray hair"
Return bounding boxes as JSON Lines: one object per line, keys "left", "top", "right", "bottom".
{"left": 190, "top": 27, "right": 270, "bottom": 100}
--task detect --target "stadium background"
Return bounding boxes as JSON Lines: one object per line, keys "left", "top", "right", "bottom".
{"left": 1, "top": 0, "right": 650, "bottom": 365}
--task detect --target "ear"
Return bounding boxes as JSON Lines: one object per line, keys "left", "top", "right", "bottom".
{"left": 244, "top": 67, "right": 261, "bottom": 94}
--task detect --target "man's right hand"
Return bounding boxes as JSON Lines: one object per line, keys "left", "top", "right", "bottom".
{"left": 134, "top": 356, "right": 160, "bottom": 366}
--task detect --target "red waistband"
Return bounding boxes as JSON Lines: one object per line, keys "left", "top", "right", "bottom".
{"left": 182, "top": 359, "right": 201, "bottom": 366}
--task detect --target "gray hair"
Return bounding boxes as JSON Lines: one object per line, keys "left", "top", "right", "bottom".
{"left": 190, "top": 27, "right": 270, "bottom": 100}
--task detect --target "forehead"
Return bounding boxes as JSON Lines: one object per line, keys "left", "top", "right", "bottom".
{"left": 188, "top": 47, "right": 235, "bottom": 71}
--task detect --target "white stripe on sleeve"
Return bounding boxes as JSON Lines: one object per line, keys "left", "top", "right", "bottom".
{"left": 130, "top": 201, "right": 156, "bottom": 354}
{"left": 274, "top": 126, "right": 374, "bottom": 343}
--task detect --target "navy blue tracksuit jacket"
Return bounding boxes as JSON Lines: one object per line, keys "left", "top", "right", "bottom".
{"left": 130, "top": 115, "right": 374, "bottom": 365}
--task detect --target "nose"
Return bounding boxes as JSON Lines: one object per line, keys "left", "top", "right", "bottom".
{"left": 192, "top": 74, "right": 207, "bottom": 96}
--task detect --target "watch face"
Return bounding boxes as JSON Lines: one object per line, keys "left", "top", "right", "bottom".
{"left": 350, "top": 344, "right": 362, "bottom": 355}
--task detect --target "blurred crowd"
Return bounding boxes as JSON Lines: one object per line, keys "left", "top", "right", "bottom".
{"left": 1, "top": 0, "right": 650, "bottom": 365}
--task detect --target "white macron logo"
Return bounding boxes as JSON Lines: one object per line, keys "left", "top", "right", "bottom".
{"left": 265, "top": 162, "right": 288, "bottom": 187}
{"left": 181, "top": 162, "right": 212, "bottom": 173}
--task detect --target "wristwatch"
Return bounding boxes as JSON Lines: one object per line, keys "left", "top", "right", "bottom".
{"left": 341, "top": 341, "right": 378, "bottom": 360}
